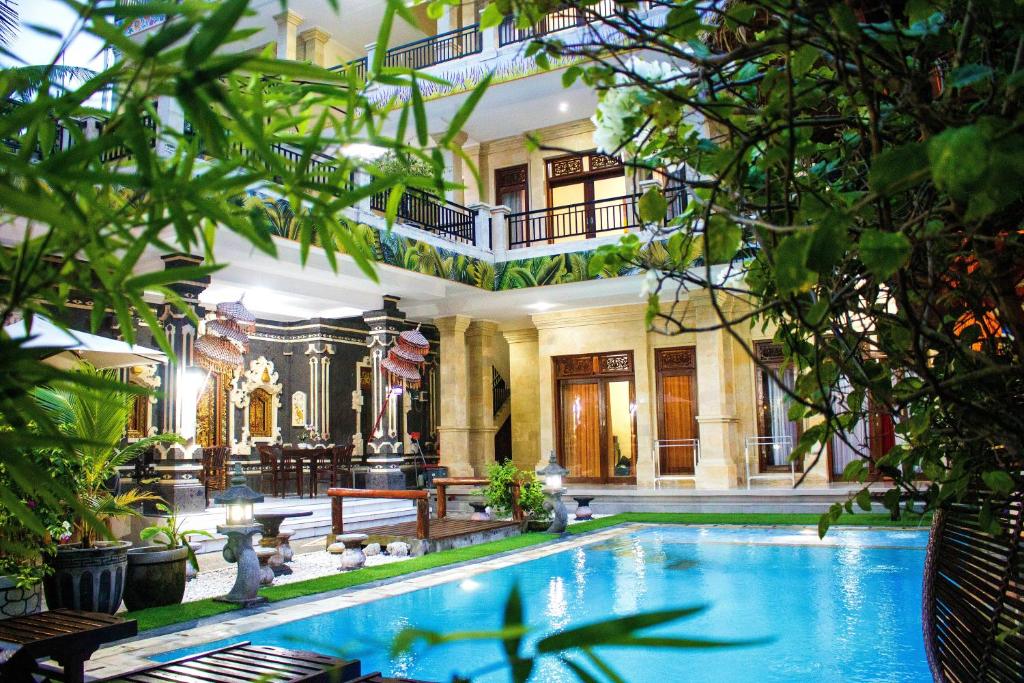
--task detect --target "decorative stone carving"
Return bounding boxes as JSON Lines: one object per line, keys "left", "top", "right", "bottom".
{"left": 291, "top": 391, "right": 307, "bottom": 427}
{"left": 230, "top": 356, "right": 283, "bottom": 449}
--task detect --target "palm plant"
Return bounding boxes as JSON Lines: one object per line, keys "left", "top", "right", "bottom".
{"left": 31, "top": 364, "right": 178, "bottom": 547}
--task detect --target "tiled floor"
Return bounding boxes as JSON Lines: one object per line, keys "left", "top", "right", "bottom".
{"left": 87, "top": 524, "right": 643, "bottom": 679}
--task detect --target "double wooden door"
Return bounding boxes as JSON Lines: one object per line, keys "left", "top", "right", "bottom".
{"left": 555, "top": 351, "right": 636, "bottom": 483}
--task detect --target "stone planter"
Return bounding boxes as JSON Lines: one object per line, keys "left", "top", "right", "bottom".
{"left": 0, "top": 575, "right": 43, "bottom": 620}
{"left": 123, "top": 545, "right": 188, "bottom": 611}
{"left": 184, "top": 541, "right": 202, "bottom": 582}
{"left": 469, "top": 501, "right": 491, "bottom": 521}
{"left": 44, "top": 541, "right": 131, "bottom": 614}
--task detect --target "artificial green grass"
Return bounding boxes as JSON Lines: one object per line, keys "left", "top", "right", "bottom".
{"left": 123, "top": 511, "right": 930, "bottom": 632}
{"left": 566, "top": 511, "right": 932, "bottom": 534}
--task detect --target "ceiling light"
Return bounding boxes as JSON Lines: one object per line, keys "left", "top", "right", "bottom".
{"left": 527, "top": 302, "right": 558, "bottom": 312}
{"left": 340, "top": 143, "right": 388, "bottom": 161}
{"left": 558, "top": 101, "right": 570, "bottom": 113}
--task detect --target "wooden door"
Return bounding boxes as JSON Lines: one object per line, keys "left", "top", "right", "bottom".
{"left": 656, "top": 347, "right": 698, "bottom": 475}
{"left": 559, "top": 380, "right": 603, "bottom": 480}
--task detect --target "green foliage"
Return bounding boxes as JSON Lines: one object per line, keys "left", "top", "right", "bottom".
{"left": 30, "top": 364, "right": 177, "bottom": 547}
{"left": 139, "top": 502, "right": 213, "bottom": 571}
{"left": 0, "top": 0, "right": 481, "bottom": 553}
{"left": 484, "top": 460, "right": 548, "bottom": 521}
{"left": 508, "top": 0, "right": 1024, "bottom": 530}
{"left": 392, "top": 585, "right": 765, "bottom": 682}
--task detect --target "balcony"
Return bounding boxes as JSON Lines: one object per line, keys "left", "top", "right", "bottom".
{"left": 506, "top": 188, "right": 687, "bottom": 249}
{"left": 370, "top": 188, "right": 477, "bottom": 246}
{"left": 498, "top": 0, "right": 621, "bottom": 47}
{"left": 382, "top": 24, "right": 482, "bottom": 71}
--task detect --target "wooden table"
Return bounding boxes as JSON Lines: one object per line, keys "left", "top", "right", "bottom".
{"left": 0, "top": 609, "right": 137, "bottom": 683}
{"left": 254, "top": 508, "right": 314, "bottom": 574}
{"left": 280, "top": 447, "right": 329, "bottom": 498}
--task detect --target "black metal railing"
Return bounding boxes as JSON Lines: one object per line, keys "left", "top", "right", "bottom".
{"left": 370, "top": 187, "right": 477, "bottom": 245}
{"left": 498, "top": 1, "right": 619, "bottom": 46}
{"left": 99, "top": 115, "right": 156, "bottom": 163}
{"left": 329, "top": 56, "right": 367, "bottom": 81}
{"left": 231, "top": 140, "right": 340, "bottom": 186}
{"left": 384, "top": 24, "right": 482, "bottom": 70}
{"left": 507, "top": 187, "right": 687, "bottom": 248}
{"left": 493, "top": 367, "right": 510, "bottom": 417}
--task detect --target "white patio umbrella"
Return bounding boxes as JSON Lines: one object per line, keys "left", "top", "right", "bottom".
{"left": 3, "top": 315, "right": 167, "bottom": 369}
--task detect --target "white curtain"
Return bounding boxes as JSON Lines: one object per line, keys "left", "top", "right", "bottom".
{"left": 765, "top": 368, "right": 799, "bottom": 466}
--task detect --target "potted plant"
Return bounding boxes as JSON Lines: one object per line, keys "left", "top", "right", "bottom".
{"left": 0, "top": 444, "right": 72, "bottom": 619}
{"left": 32, "top": 364, "right": 176, "bottom": 614}
{"left": 124, "top": 502, "right": 212, "bottom": 610}
{"left": 483, "top": 460, "right": 550, "bottom": 531}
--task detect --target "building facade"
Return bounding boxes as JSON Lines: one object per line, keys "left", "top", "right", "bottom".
{"left": 105, "top": 1, "right": 886, "bottom": 497}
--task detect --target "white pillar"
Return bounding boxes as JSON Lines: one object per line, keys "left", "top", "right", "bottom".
{"left": 467, "top": 203, "right": 493, "bottom": 249}
{"left": 274, "top": 10, "right": 303, "bottom": 61}
{"left": 490, "top": 205, "right": 511, "bottom": 255}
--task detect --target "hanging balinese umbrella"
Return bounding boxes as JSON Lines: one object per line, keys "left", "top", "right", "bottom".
{"left": 205, "top": 319, "right": 250, "bottom": 350}
{"left": 396, "top": 326, "right": 429, "bottom": 354}
{"left": 216, "top": 299, "right": 256, "bottom": 334}
{"left": 193, "top": 334, "right": 243, "bottom": 375}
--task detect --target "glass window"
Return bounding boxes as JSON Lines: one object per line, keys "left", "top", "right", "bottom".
{"left": 754, "top": 342, "right": 802, "bottom": 472}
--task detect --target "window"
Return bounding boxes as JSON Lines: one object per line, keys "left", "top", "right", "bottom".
{"left": 495, "top": 164, "right": 528, "bottom": 214}
{"left": 545, "top": 152, "right": 628, "bottom": 242}
{"left": 655, "top": 347, "right": 699, "bottom": 475}
{"left": 754, "top": 342, "right": 802, "bottom": 472}
{"left": 554, "top": 351, "right": 636, "bottom": 482}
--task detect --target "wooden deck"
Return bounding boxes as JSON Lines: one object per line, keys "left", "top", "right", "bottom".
{"left": 359, "top": 517, "right": 520, "bottom": 541}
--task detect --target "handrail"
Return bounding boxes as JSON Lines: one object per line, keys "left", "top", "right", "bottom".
{"left": 498, "top": 1, "right": 620, "bottom": 46}
{"left": 492, "top": 367, "right": 510, "bottom": 417}
{"left": 370, "top": 187, "right": 477, "bottom": 245}
{"left": 329, "top": 56, "right": 367, "bottom": 81}
{"left": 384, "top": 24, "right": 482, "bottom": 70}
{"left": 327, "top": 487, "right": 430, "bottom": 540}
{"left": 506, "top": 187, "right": 687, "bottom": 248}
{"left": 432, "top": 476, "right": 524, "bottom": 522}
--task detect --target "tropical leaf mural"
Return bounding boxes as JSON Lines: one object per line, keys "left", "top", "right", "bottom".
{"left": 249, "top": 195, "right": 655, "bottom": 291}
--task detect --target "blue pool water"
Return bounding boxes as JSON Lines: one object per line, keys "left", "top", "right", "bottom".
{"left": 158, "top": 526, "right": 930, "bottom": 681}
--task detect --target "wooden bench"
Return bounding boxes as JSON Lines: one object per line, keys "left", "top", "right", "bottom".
{"left": 101, "top": 642, "right": 361, "bottom": 682}
{"left": 0, "top": 609, "right": 137, "bottom": 683}
{"left": 328, "top": 487, "right": 431, "bottom": 539}
{"left": 432, "top": 477, "right": 524, "bottom": 522}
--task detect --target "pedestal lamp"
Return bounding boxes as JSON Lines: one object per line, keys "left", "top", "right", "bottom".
{"left": 537, "top": 450, "right": 569, "bottom": 534}
{"left": 214, "top": 463, "right": 266, "bottom": 606}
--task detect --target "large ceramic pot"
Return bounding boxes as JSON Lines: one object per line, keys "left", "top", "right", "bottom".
{"left": 43, "top": 541, "right": 131, "bottom": 614}
{"left": 123, "top": 545, "right": 188, "bottom": 611}
{"left": 0, "top": 575, "right": 43, "bottom": 620}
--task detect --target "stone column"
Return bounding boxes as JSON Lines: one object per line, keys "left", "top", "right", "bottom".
{"left": 153, "top": 253, "right": 210, "bottom": 513}
{"left": 305, "top": 343, "right": 334, "bottom": 436}
{"left": 490, "top": 205, "right": 511, "bottom": 255}
{"left": 297, "top": 27, "right": 331, "bottom": 66}
{"left": 434, "top": 315, "right": 473, "bottom": 476}
{"left": 694, "top": 302, "right": 742, "bottom": 489}
{"left": 503, "top": 328, "right": 540, "bottom": 471}
{"left": 274, "top": 10, "right": 303, "bottom": 60}
{"left": 466, "top": 320, "right": 498, "bottom": 474}
{"left": 462, "top": 142, "right": 482, "bottom": 205}
{"left": 363, "top": 296, "right": 408, "bottom": 489}
{"left": 467, "top": 203, "right": 493, "bottom": 250}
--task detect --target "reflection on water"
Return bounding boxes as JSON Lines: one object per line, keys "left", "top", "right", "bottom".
{"left": 157, "top": 526, "right": 930, "bottom": 682}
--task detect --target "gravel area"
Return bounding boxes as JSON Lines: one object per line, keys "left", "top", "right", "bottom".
{"left": 183, "top": 543, "right": 409, "bottom": 603}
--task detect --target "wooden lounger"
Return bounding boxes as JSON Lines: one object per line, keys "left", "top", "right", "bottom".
{"left": 101, "top": 642, "right": 361, "bottom": 682}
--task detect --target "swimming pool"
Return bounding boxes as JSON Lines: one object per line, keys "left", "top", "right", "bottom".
{"left": 157, "top": 526, "right": 930, "bottom": 682}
